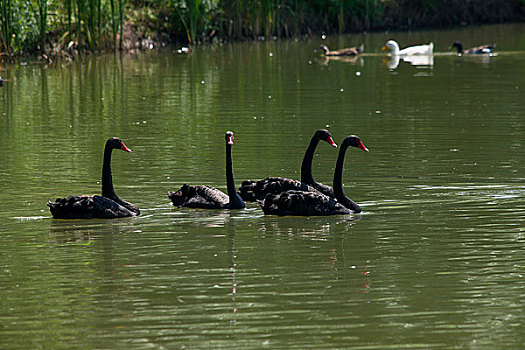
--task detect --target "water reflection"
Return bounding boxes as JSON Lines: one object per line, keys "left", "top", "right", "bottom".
{"left": 383, "top": 54, "right": 434, "bottom": 70}
{"left": 452, "top": 52, "right": 496, "bottom": 66}
{"left": 48, "top": 217, "right": 141, "bottom": 242}
{"left": 1, "top": 22, "right": 525, "bottom": 349}
{"left": 314, "top": 55, "right": 364, "bottom": 66}
{"left": 164, "top": 205, "right": 263, "bottom": 227}
{"left": 258, "top": 214, "right": 360, "bottom": 239}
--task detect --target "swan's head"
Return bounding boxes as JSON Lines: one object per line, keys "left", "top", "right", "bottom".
{"left": 106, "top": 137, "right": 132, "bottom": 153}
{"left": 225, "top": 131, "right": 234, "bottom": 145}
{"left": 315, "top": 45, "right": 329, "bottom": 54}
{"left": 168, "top": 184, "right": 193, "bottom": 207}
{"left": 343, "top": 135, "right": 369, "bottom": 152}
{"left": 382, "top": 40, "right": 399, "bottom": 54}
{"left": 451, "top": 41, "right": 463, "bottom": 54}
{"left": 315, "top": 129, "right": 337, "bottom": 148}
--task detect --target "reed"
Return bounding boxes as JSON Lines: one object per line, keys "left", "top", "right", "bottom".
{"left": 174, "top": 0, "right": 203, "bottom": 44}
{"left": 35, "top": 0, "right": 48, "bottom": 52}
{"left": 0, "top": 0, "right": 127, "bottom": 55}
{"left": 0, "top": 0, "right": 12, "bottom": 55}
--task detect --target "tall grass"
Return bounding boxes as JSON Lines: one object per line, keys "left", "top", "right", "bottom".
{"left": 35, "top": 0, "right": 48, "bottom": 52}
{"left": 0, "top": 0, "right": 126, "bottom": 55}
{"left": 0, "top": 0, "right": 524, "bottom": 55}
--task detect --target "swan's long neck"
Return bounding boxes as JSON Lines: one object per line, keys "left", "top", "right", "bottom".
{"left": 101, "top": 144, "right": 117, "bottom": 199}
{"left": 333, "top": 143, "right": 361, "bottom": 213}
{"left": 226, "top": 143, "right": 236, "bottom": 196}
{"left": 226, "top": 142, "right": 244, "bottom": 208}
{"left": 301, "top": 136, "right": 319, "bottom": 184}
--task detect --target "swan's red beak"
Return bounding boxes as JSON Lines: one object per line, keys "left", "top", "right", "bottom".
{"left": 120, "top": 142, "right": 132, "bottom": 153}
{"left": 226, "top": 135, "right": 234, "bottom": 145}
{"left": 358, "top": 140, "right": 369, "bottom": 152}
{"left": 327, "top": 136, "right": 337, "bottom": 148}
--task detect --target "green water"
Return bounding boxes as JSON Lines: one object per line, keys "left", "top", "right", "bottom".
{"left": 1, "top": 23, "right": 524, "bottom": 349}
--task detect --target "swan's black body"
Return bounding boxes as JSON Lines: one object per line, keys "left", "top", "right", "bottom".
{"left": 48, "top": 137, "right": 140, "bottom": 219}
{"left": 262, "top": 135, "right": 368, "bottom": 216}
{"left": 168, "top": 131, "right": 245, "bottom": 209}
{"left": 452, "top": 41, "right": 494, "bottom": 55}
{"left": 262, "top": 190, "right": 348, "bottom": 216}
{"left": 239, "top": 129, "right": 337, "bottom": 201}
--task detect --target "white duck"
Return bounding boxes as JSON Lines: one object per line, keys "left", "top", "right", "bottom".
{"left": 382, "top": 40, "right": 433, "bottom": 56}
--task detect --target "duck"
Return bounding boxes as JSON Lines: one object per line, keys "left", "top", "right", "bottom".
{"left": 382, "top": 40, "right": 433, "bottom": 56}
{"left": 451, "top": 41, "right": 494, "bottom": 55}
{"left": 315, "top": 44, "right": 364, "bottom": 56}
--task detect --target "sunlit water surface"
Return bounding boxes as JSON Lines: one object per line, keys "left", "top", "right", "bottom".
{"left": 1, "top": 23, "right": 524, "bottom": 349}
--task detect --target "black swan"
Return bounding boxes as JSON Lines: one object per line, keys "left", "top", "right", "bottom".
{"left": 451, "top": 41, "right": 494, "bottom": 55}
{"left": 315, "top": 44, "right": 364, "bottom": 56}
{"left": 239, "top": 129, "right": 337, "bottom": 201}
{"left": 168, "top": 131, "right": 245, "bottom": 209}
{"left": 48, "top": 137, "right": 140, "bottom": 219}
{"left": 262, "top": 135, "right": 369, "bottom": 216}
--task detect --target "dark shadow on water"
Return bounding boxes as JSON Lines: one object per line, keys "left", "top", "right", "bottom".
{"left": 48, "top": 216, "right": 141, "bottom": 242}
{"left": 257, "top": 214, "right": 361, "bottom": 238}
{"left": 165, "top": 204, "right": 263, "bottom": 227}
{"left": 314, "top": 55, "right": 364, "bottom": 66}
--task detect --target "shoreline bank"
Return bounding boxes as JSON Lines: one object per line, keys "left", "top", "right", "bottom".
{"left": 0, "top": 0, "right": 524, "bottom": 61}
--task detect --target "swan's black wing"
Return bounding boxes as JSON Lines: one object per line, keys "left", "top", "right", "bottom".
{"left": 261, "top": 190, "right": 351, "bottom": 216}
{"left": 239, "top": 177, "right": 320, "bottom": 202}
{"left": 168, "top": 184, "right": 229, "bottom": 209}
{"left": 310, "top": 181, "right": 334, "bottom": 198}
{"left": 114, "top": 197, "right": 141, "bottom": 215}
{"left": 48, "top": 195, "right": 139, "bottom": 219}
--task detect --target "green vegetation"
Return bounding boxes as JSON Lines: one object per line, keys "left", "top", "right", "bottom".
{"left": 0, "top": 0, "right": 524, "bottom": 56}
